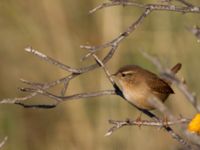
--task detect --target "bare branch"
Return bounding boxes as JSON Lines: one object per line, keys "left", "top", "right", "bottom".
{"left": 0, "top": 92, "right": 39, "bottom": 104}
{"left": 178, "top": 0, "right": 193, "bottom": 7}
{"left": 141, "top": 50, "right": 200, "bottom": 112}
{"left": 0, "top": 137, "right": 7, "bottom": 149}
{"left": 83, "top": 0, "right": 200, "bottom": 62}
{"left": 187, "top": 25, "right": 200, "bottom": 42}
{"left": 185, "top": 131, "right": 200, "bottom": 146}
{"left": 140, "top": 49, "right": 164, "bottom": 72}
{"left": 21, "top": 88, "right": 116, "bottom": 101}
{"left": 15, "top": 103, "right": 58, "bottom": 109}
{"left": 1, "top": 42, "right": 119, "bottom": 105}
{"left": 92, "top": 54, "right": 115, "bottom": 85}
{"left": 25, "top": 47, "right": 80, "bottom": 73}
{"left": 14, "top": 87, "right": 116, "bottom": 109}
{"left": 61, "top": 80, "right": 70, "bottom": 96}
{"left": 162, "top": 72, "right": 200, "bottom": 112}
{"left": 81, "top": 8, "right": 151, "bottom": 60}
{"left": 83, "top": 0, "right": 200, "bottom": 61}
{"left": 105, "top": 118, "right": 190, "bottom": 136}
{"left": 25, "top": 45, "right": 118, "bottom": 74}
{"left": 135, "top": 103, "right": 192, "bottom": 149}
{"left": 1, "top": 49, "right": 192, "bottom": 148}
{"left": 0, "top": 75, "right": 75, "bottom": 104}
{"left": 90, "top": 1, "right": 200, "bottom": 14}
{"left": 147, "top": 97, "right": 176, "bottom": 121}
{"left": 1, "top": 0, "right": 199, "bottom": 148}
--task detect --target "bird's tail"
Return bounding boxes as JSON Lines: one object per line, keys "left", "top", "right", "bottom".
{"left": 171, "top": 63, "right": 182, "bottom": 74}
{"left": 162, "top": 63, "right": 182, "bottom": 85}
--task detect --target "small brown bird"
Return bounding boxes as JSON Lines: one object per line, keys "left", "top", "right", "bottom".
{"left": 113, "top": 63, "right": 181, "bottom": 110}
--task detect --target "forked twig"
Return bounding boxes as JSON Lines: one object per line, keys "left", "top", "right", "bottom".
{"left": 0, "top": 46, "right": 118, "bottom": 108}
{"left": 81, "top": 8, "right": 151, "bottom": 60}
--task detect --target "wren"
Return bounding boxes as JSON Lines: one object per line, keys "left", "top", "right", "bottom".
{"left": 113, "top": 63, "right": 181, "bottom": 110}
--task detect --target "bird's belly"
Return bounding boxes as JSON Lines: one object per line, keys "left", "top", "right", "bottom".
{"left": 123, "top": 89, "right": 156, "bottom": 110}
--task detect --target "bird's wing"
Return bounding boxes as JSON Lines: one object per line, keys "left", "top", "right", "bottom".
{"left": 145, "top": 72, "right": 174, "bottom": 94}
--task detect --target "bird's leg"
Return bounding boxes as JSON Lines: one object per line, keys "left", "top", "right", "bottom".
{"left": 162, "top": 115, "right": 169, "bottom": 127}
{"left": 136, "top": 112, "right": 143, "bottom": 122}
{"left": 136, "top": 112, "right": 143, "bottom": 128}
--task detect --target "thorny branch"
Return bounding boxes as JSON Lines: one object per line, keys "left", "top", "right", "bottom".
{"left": 1, "top": 0, "right": 200, "bottom": 149}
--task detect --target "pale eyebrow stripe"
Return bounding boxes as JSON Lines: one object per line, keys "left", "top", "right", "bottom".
{"left": 122, "top": 71, "right": 136, "bottom": 74}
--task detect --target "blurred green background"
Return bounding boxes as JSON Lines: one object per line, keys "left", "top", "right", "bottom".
{"left": 0, "top": 0, "right": 200, "bottom": 150}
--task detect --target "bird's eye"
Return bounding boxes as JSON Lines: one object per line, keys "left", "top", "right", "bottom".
{"left": 121, "top": 73, "right": 126, "bottom": 77}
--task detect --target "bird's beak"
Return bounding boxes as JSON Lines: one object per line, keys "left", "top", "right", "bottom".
{"left": 110, "top": 73, "right": 117, "bottom": 77}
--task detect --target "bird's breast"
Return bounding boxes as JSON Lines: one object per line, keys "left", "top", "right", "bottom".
{"left": 121, "top": 82, "right": 157, "bottom": 110}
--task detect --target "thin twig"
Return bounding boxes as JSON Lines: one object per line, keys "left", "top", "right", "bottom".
{"left": 83, "top": 0, "right": 199, "bottom": 60}
{"left": 89, "top": 1, "right": 200, "bottom": 14}
{"left": 25, "top": 47, "right": 80, "bottom": 73}
{"left": 162, "top": 72, "right": 200, "bottom": 112}
{"left": 61, "top": 79, "right": 70, "bottom": 96}
{"left": 1, "top": 0, "right": 199, "bottom": 148}
{"left": 187, "top": 25, "right": 200, "bottom": 42}
{"left": 0, "top": 75, "right": 75, "bottom": 104}
{"left": 14, "top": 87, "right": 116, "bottom": 109}
{"left": 25, "top": 45, "right": 118, "bottom": 74}
{"left": 140, "top": 49, "right": 164, "bottom": 72}
{"left": 0, "top": 43, "right": 118, "bottom": 106}
{"left": 132, "top": 103, "right": 192, "bottom": 149}
{"left": 92, "top": 54, "right": 115, "bottom": 85}
{"left": 21, "top": 88, "right": 116, "bottom": 101}
{"left": 105, "top": 118, "right": 190, "bottom": 136}
{"left": 15, "top": 103, "right": 58, "bottom": 109}
{"left": 176, "top": 0, "right": 194, "bottom": 7}
{"left": 81, "top": 8, "right": 152, "bottom": 60}
{"left": 141, "top": 50, "right": 200, "bottom": 112}
{"left": 147, "top": 97, "right": 176, "bottom": 121}
{"left": 0, "top": 137, "right": 7, "bottom": 149}
{"left": 92, "top": 50, "right": 191, "bottom": 148}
